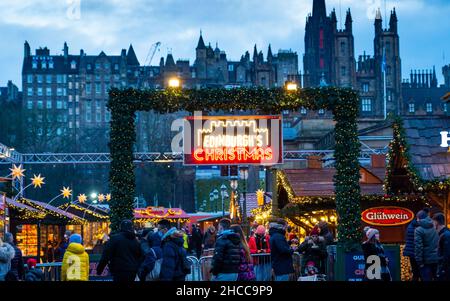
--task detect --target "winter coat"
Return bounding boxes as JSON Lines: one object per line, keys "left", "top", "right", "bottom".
{"left": 61, "top": 242, "right": 90, "bottom": 281}
{"left": 203, "top": 231, "right": 216, "bottom": 249}
{"left": 190, "top": 229, "right": 203, "bottom": 251}
{"left": 211, "top": 230, "right": 242, "bottom": 275}
{"left": 248, "top": 234, "right": 271, "bottom": 254}
{"left": 97, "top": 231, "right": 142, "bottom": 275}
{"left": 361, "top": 241, "right": 391, "bottom": 281}
{"left": 25, "top": 268, "right": 45, "bottom": 281}
{"left": 269, "top": 227, "right": 294, "bottom": 276}
{"left": 403, "top": 220, "right": 418, "bottom": 257}
{"left": 0, "top": 243, "right": 15, "bottom": 281}
{"left": 9, "top": 244, "right": 24, "bottom": 280}
{"left": 160, "top": 237, "right": 188, "bottom": 281}
{"left": 298, "top": 237, "right": 328, "bottom": 271}
{"left": 138, "top": 233, "right": 163, "bottom": 280}
{"left": 437, "top": 227, "right": 450, "bottom": 280}
{"left": 414, "top": 217, "right": 439, "bottom": 265}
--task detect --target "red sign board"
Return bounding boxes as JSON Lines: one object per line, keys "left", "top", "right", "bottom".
{"left": 183, "top": 115, "right": 283, "bottom": 166}
{"left": 361, "top": 206, "right": 414, "bottom": 226}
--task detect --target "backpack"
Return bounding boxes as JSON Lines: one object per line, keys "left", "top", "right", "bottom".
{"left": 146, "top": 248, "right": 162, "bottom": 281}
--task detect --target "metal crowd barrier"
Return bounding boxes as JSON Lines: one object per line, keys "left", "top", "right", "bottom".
{"left": 35, "top": 262, "right": 62, "bottom": 281}
{"left": 187, "top": 252, "right": 304, "bottom": 281}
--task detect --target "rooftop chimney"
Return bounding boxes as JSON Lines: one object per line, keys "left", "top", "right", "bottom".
{"left": 371, "top": 154, "right": 386, "bottom": 168}
{"left": 307, "top": 156, "right": 322, "bottom": 169}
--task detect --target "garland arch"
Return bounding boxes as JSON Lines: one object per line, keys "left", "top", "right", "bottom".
{"left": 107, "top": 86, "right": 361, "bottom": 246}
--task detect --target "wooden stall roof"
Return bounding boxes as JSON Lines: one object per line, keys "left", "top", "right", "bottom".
{"left": 59, "top": 203, "right": 109, "bottom": 221}
{"left": 403, "top": 117, "right": 450, "bottom": 180}
{"left": 284, "top": 167, "right": 385, "bottom": 197}
{"left": 19, "top": 198, "right": 84, "bottom": 223}
{"left": 2, "top": 197, "right": 40, "bottom": 213}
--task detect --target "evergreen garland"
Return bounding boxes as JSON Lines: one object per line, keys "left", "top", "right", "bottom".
{"left": 107, "top": 86, "right": 362, "bottom": 245}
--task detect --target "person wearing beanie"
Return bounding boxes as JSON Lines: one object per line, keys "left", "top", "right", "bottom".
{"left": 248, "top": 224, "right": 271, "bottom": 281}
{"left": 248, "top": 225, "right": 271, "bottom": 254}
{"left": 160, "top": 228, "right": 189, "bottom": 281}
{"left": 61, "top": 234, "right": 89, "bottom": 281}
{"left": 415, "top": 210, "right": 439, "bottom": 281}
{"left": 298, "top": 224, "right": 327, "bottom": 276}
{"left": 268, "top": 219, "right": 294, "bottom": 281}
{"left": 97, "top": 219, "right": 142, "bottom": 281}
{"left": 361, "top": 227, "right": 391, "bottom": 281}
{"left": 24, "top": 258, "right": 44, "bottom": 281}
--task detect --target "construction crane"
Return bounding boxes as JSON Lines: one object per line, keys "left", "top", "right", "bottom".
{"left": 138, "top": 42, "right": 161, "bottom": 88}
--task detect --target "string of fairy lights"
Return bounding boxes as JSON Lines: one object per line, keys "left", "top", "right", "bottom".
{"left": 384, "top": 117, "right": 450, "bottom": 193}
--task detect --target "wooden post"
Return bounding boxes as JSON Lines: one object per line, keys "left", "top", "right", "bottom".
{"left": 37, "top": 222, "right": 41, "bottom": 263}
{"left": 271, "top": 168, "right": 280, "bottom": 217}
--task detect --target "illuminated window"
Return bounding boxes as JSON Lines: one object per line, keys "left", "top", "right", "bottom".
{"left": 426, "top": 103, "right": 432, "bottom": 113}
{"left": 408, "top": 103, "right": 415, "bottom": 113}
{"left": 362, "top": 98, "right": 372, "bottom": 112}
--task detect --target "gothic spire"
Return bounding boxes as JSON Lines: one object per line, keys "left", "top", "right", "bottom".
{"left": 196, "top": 31, "right": 206, "bottom": 49}
{"left": 312, "top": 0, "right": 326, "bottom": 18}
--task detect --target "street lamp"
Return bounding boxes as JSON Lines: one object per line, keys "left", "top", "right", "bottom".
{"left": 168, "top": 77, "right": 181, "bottom": 88}
{"left": 285, "top": 81, "right": 298, "bottom": 91}
{"left": 90, "top": 192, "right": 97, "bottom": 200}
{"left": 209, "top": 192, "right": 214, "bottom": 213}
{"left": 220, "top": 184, "right": 228, "bottom": 217}
{"left": 240, "top": 166, "right": 249, "bottom": 233}
{"left": 213, "top": 189, "right": 219, "bottom": 213}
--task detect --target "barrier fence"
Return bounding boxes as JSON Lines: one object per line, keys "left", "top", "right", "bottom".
{"left": 27, "top": 246, "right": 335, "bottom": 281}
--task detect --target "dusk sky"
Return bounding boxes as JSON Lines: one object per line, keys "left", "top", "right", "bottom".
{"left": 0, "top": 0, "right": 449, "bottom": 88}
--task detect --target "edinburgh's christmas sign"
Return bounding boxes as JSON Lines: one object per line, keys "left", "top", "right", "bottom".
{"left": 183, "top": 115, "right": 282, "bottom": 165}
{"left": 361, "top": 206, "right": 414, "bottom": 226}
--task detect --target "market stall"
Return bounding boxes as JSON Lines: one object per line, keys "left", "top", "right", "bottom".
{"left": 10, "top": 197, "right": 84, "bottom": 261}
{"left": 134, "top": 206, "right": 190, "bottom": 229}
{"left": 59, "top": 202, "right": 110, "bottom": 250}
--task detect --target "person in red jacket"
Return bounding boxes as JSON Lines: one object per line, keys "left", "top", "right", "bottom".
{"left": 248, "top": 225, "right": 271, "bottom": 254}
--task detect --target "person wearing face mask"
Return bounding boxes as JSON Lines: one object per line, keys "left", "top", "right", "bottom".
{"left": 361, "top": 226, "right": 391, "bottom": 281}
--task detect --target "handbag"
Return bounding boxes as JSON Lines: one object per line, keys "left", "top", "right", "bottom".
{"left": 146, "top": 248, "right": 162, "bottom": 281}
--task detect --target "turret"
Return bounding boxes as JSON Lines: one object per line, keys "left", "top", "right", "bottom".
{"left": 389, "top": 8, "right": 398, "bottom": 33}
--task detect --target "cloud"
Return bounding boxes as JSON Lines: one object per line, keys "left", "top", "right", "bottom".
{"left": 0, "top": 0, "right": 449, "bottom": 87}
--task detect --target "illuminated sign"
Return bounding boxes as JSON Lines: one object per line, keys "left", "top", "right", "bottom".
{"left": 183, "top": 115, "right": 282, "bottom": 165}
{"left": 361, "top": 206, "right": 414, "bottom": 226}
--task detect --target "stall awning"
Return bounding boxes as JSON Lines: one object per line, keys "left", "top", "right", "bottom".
{"left": 3, "top": 197, "right": 41, "bottom": 213}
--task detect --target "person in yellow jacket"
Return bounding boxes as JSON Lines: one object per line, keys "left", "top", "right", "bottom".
{"left": 61, "top": 234, "right": 89, "bottom": 281}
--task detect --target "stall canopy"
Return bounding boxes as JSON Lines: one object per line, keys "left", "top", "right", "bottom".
{"left": 134, "top": 207, "right": 190, "bottom": 224}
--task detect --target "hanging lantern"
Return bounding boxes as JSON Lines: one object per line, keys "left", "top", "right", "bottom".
{"left": 256, "top": 189, "right": 265, "bottom": 206}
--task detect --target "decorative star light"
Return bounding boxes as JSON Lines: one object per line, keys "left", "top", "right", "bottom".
{"left": 10, "top": 164, "right": 25, "bottom": 179}
{"left": 98, "top": 194, "right": 105, "bottom": 202}
{"left": 105, "top": 193, "right": 111, "bottom": 202}
{"left": 31, "top": 174, "right": 45, "bottom": 188}
{"left": 77, "top": 194, "right": 87, "bottom": 204}
{"left": 61, "top": 187, "right": 72, "bottom": 199}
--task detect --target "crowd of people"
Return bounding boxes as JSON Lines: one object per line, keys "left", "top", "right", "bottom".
{"left": 1, "top": 208, "right": 449, "bottom": 282}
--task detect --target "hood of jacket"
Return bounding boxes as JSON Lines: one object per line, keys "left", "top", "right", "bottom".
{"left": 218, "top": 230, "right": 240, "bottom": 245}
{"left": 418, "top": 217, "right": 434, "bottom": 229}
{"left": 66, "top": 242, "right": 85, "bottom": 255}
{"left": 148, "top": 232, "right": 162, "bottom": 248}
{"left": 269, "top": 227, "right": 286, "bottom": 236}
{"left": 0, "top": 243, "right": 15, "bottom": 262}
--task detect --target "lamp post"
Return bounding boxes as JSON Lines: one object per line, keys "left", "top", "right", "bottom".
{"left": 213, "top": 189, "right": 219, "bottom": 213}
{"left": 220, "top": 184, "right": 228, "bottom": 217}
{"left": 230, "top": 176, "right": 238, "bottom": 223}
{"left": 240, "top": 166, "right": 249, "bottom": 233}
{"left": 209, "top": 192, "right": 214, "bottom": 213}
